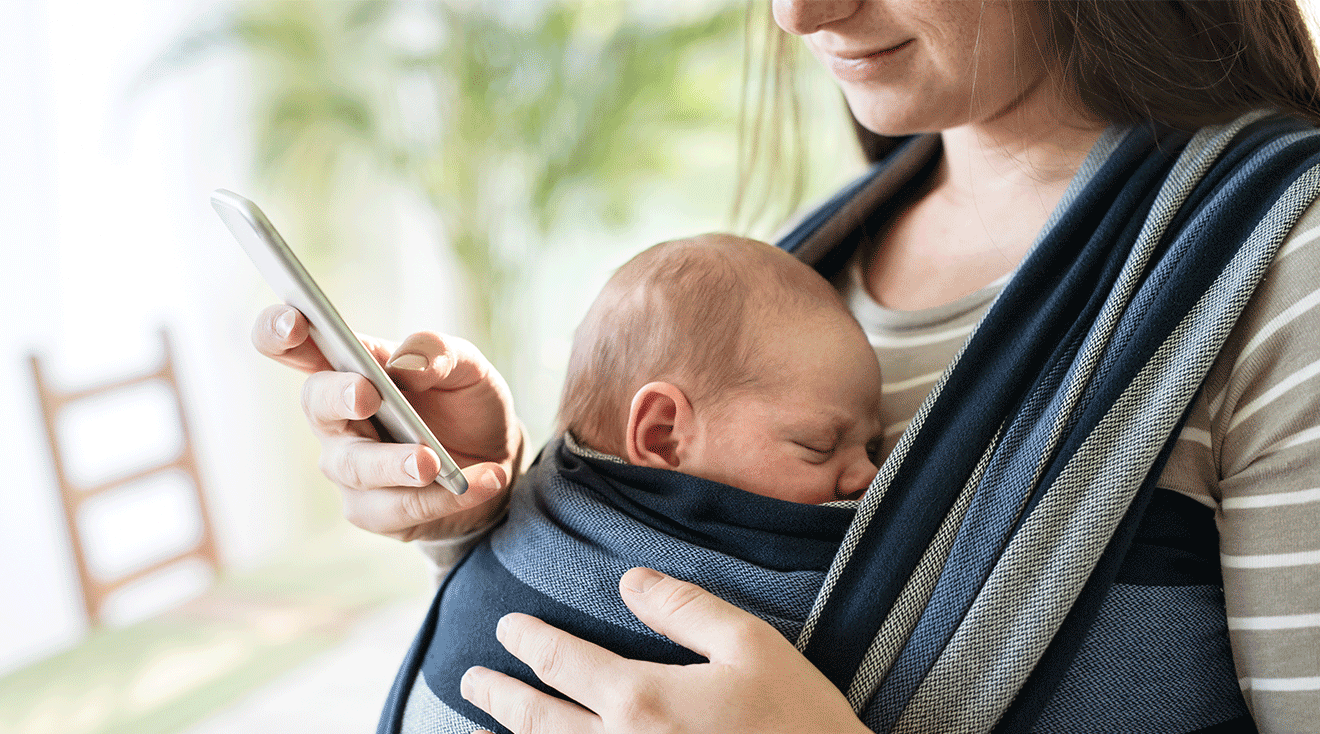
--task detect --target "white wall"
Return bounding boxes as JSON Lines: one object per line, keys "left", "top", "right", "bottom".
{"left": 0, "top": 0, "right": 83, "bottom": 680}
{"left": 0, "top": 0, "right": 308, "bottom": 675}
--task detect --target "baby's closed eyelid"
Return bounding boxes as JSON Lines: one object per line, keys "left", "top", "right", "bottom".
{"left": 793, "top": 440, "right": 835, "bottom": 459}
{"left": 793, "top": 437, "right": 834, "bottom": 452}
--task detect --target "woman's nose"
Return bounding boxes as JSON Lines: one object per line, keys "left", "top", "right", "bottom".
{"left": 772, "top": 0, "right": 862, "bottom": 36}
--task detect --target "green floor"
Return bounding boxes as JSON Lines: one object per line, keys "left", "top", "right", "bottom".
{"left": 0, "top": 528, "right": 432, "bottom": 734}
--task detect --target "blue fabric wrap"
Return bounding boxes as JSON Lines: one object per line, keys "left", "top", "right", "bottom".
{"left": 376, "top": 453, "right": 1246, "bottom": 734}
{"left": 783, "top": 116, "right": 1320, "bottom": 732}
{"left": 787, "top": 123, "right": 1189, "bottom": 687}
{"left": 378, "top": 439, "right": 854, "bottom": 734}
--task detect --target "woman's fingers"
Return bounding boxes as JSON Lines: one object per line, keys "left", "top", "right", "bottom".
{"left": 457, "top": 460, "right": 510, "bottom": 498}
{"left": 338, "top": 477, "right": 463, "bottom": 538}
{"left": 318, "top": 434, "right": 435, "bottom": 491}
{"left": 329, "top": 450, "right": 510, "bottom": 539}
{"left": 251, "top": 305, "right": 331, "bottom": 373}
{"left": 385, "top": 330, "right": 491, "bottom": 392}
{"left": 257, "top": 313, "right": 518, "bottom": 541}
{"left": 617, "top": 568, "right": 765, "bottom": 663}
{"left": 296, "top": 344, "right": 513, "bottom": 540}
{"left": 252, "top": 308, "right": 517, "bottom": 542}
{"left": 253, "top": 304, "right": 401, "bottom": 374}
{"left": 476, "top": 573, "right": 871, "bottom": 734}
{"left": 490, "top": 613, "right": 637, "bottom": 717}
{"left": 301, "top": 371, "right": 381, "bottom": 433}
{"left": 384, "top": 331, "right": 520, "bottom": 465}
{"left": 485, "top": 575, "right": 766, "bottom": 720}
{"left": 461, "top": 666, "right": 602, "bottom": 734}
{"left": 317, "top": 435, "right": 508, "bottom": 504}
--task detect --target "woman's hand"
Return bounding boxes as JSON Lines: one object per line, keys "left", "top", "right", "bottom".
{"left": 252, "top": 304, "right": 522, "bottom": 541}
{"left": 460, "top": 568, "right": 871, "bottom": 734}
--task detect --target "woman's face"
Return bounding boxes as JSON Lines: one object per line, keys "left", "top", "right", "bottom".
{"left": 773, "top": 0, "right": 1054, "bottom": 136}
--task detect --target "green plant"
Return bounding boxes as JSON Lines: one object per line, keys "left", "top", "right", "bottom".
{"left": 154, "top": 0, "right": 745, "bottom": 369}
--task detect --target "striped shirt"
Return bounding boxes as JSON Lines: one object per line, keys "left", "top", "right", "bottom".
{"left": 842, "top": 197, "right": 1320, "bottom": 732}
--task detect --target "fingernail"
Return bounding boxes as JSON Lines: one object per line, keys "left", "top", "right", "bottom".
{"left": 460, "top": 667, "right": 478, "bottom": 699}
{"left": 481, "top": 469, "right": 503, "bottom": 492}
{"left": 275, "top": 310, "right": 295, "bottom": 339}
{"left": 387, "top": 353, "right": 429, "bottom": 371}
{"left": 343, "top": 382, "right": 357, "bottom": 412}
{"left": 403, "top": 454, "right": 421, "bottom": 483}
{"left": 622, "top": 567, "right": 663, "bottom": 594}
{"left": 496, "top": 614, "right": 511, "bottom": 640}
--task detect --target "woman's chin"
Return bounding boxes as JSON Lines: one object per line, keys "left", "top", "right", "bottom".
{"left": 848, "top": 110, "right": 945, "bottom": 139}
{"left": 841, "top": 91, "right": 959, "bottom": 139}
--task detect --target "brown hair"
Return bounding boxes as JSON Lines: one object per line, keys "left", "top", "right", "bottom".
{"left": 848, "top": 0, "right": 1320, "bottom": 163}
{"left": 557, "top": 233, "right": 847, "bottom": 456}
{"left": 733, "top": 4, "right": 807, "bottom": 232}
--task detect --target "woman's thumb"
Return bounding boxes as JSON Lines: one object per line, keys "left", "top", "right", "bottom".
{"left": 618, "top": 567, "right": 768, "bottom": 661}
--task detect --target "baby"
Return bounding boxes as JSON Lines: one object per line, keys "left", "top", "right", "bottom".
{"left": 383, "top": 234, "right": 885, "bottom": 733}
{"left": 558, "top": 232, "right": 885, "bottom": 504}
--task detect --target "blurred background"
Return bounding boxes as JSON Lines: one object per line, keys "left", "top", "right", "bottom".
{"left": 0, "top": 1, "right": 862, "bottom": 732}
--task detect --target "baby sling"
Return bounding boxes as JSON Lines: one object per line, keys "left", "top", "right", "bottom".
{"left": 382, "top": 437, "right": 857, "bottom": 734}
{"left": 378, "top": 112, "right": 1320, "bottom": 734}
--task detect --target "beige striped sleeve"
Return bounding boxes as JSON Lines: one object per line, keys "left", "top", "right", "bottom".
{"left": 1160, "top": 196, "right": 1320, "bottom": 732}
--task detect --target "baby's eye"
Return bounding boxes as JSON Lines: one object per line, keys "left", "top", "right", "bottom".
{"left": 796, "top": 442, "right": 835, "bottom": 461}
{"left": 866, "top": 439, "right": 883, "bottom": 464}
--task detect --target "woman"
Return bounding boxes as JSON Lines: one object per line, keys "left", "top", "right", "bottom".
{"left": 253, "top": 1, "right": 1320, "bottom": 732}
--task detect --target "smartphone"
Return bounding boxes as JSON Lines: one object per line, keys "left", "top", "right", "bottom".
{"left": 211, "top": 189, "right": 469, "bottom": 495}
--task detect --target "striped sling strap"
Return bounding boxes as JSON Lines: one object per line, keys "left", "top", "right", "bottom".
{"left": 777, "top": 112, "right": 1320, "bottom": 733}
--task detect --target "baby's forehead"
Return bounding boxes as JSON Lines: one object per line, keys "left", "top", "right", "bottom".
{"left": 704, "top": 395, "right": 877, "bottom": 447}
{"left": 731, "top": 304, "right": 881, "bottom": 394}
{"left": 743, "top": 299, "right": 868, "bottom": 356}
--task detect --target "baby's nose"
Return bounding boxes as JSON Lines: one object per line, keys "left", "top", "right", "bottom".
{"left": 838, "top": 454, "right": 880, "bottom": 499}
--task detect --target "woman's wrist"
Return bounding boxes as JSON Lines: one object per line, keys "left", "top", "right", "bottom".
{"left": 415, "top": 509, "right": 507, "bottom": 584}
{"left": 512, "top": 420, "right": 532, "bottom": 478}
{"left": 413, "top": 424, "right": 525, "bottom": 582}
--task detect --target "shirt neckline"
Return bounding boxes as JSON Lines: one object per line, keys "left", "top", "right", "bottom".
{"left": 844, "top": 259, "right": 1009, "bottom": 330}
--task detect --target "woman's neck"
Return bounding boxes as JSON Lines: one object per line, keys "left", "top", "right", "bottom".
{"left": 936, "top": 86, "right": 1107, "bottom": 205}
{"left": 864, "top": 94, "right": 1106, "bottom": 312}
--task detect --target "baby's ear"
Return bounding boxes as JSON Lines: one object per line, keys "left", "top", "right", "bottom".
{"left": 625, "top": 382, "right": 693, "bottom": 469}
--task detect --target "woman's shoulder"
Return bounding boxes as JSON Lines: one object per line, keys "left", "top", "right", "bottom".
{"left": 1159, "top": 190, "right": 1320, "bottom": 507}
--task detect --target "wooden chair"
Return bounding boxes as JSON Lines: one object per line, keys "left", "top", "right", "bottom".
{"left": 29, "top": 327, "right": 221, "bottom": 626}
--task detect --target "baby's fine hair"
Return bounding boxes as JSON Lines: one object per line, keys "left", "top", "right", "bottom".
{"left": 557, "top": 233, "right": 849, "bottom": 456}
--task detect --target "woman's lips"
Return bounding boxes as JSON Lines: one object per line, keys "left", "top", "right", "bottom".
{"left": 821, "top": 39, "right": 914, "bottom": 83}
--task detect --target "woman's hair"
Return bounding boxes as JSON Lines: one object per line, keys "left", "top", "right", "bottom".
{"left": 847, "top": 0, "right": 1320, "bottom": 163}
{"left": 557, "top": 234, "right": 846, "bottom": 456}
{"left": 732, "top": 3, "right": 808, "bottom": 232}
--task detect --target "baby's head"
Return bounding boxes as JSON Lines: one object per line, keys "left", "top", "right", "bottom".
{"left": 558, "top": 234, "right": 884, "bottom": 504}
